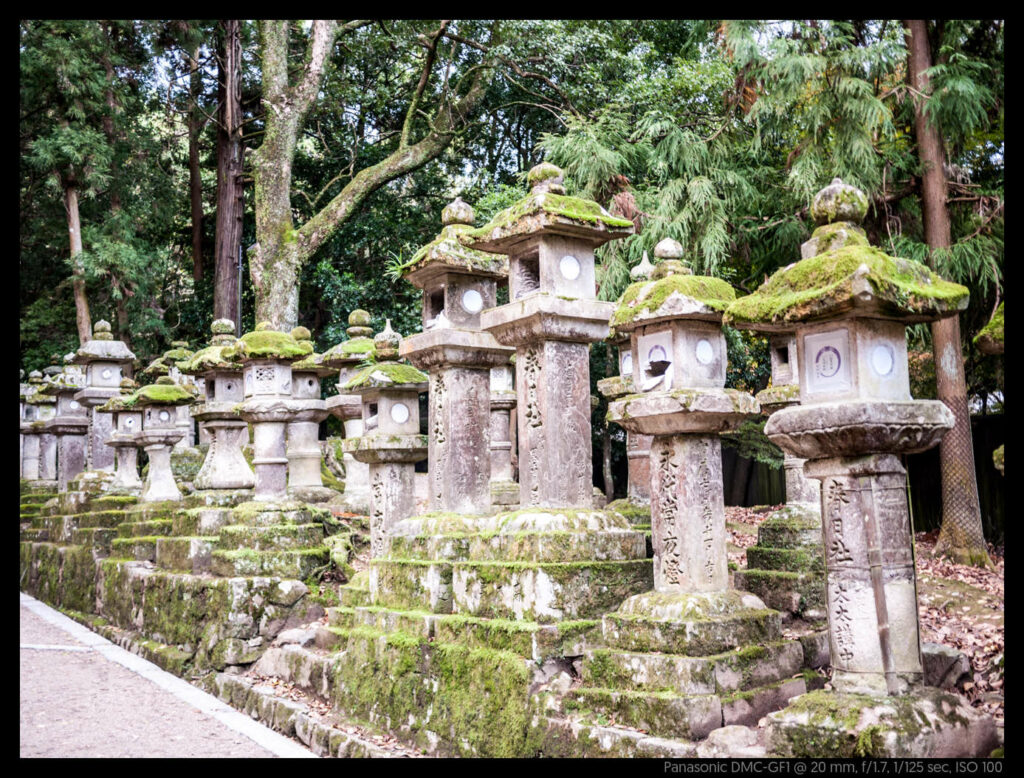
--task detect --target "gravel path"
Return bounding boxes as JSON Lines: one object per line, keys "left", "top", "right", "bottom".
{"left": 20, "top": 594, "right": 315, "bottom": 758}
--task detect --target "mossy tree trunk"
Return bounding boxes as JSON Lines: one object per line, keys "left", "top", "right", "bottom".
{"left": 188, "top": 43, "right": 204, "bottom": 283}
{"left": 249, "top": 19, "right": 496, "bottom": 330}
{"left": 64, "top": 182, "right": 92, "bottom": 345}
{"left": 213, "top": 19, "right": 243, "bottom": 324}
{"left": 904, "top": 19, "right": 991, "bottom": 568}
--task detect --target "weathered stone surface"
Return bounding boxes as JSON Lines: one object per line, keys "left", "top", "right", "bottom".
{"left": 482, "top": 294, "right": 614, "bottom": 345}
{"left": 922, "top": 642, "right": 972, "bottom": 690}
{"left": 765, "top": 688, "right": 998, "bottom": 758}
{"left": 608, "top": 388, "right": 759, "bottom": 436}
{"left": 695, "top": 725, "right": 767, "bottom": 758}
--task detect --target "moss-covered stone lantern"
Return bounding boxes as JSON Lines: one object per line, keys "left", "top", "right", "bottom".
{"left": 322, "top": 310, "right": 377, "bottom": 512}
{"left": 400, "top": 198, "right": 514, "bottom": 514}
{"left": 38, "top": 364, "right": 90, "bottom": 491}
{"left": 177, "top": 319, "right": 255, "bottom": 492}
{"left": 99, "top": 378, "right": 145, "bottom": 494}
{"left": 132, "top": 377, "right": 195, "bottom": 502}
{"left": 225, "top": 323, "right": 313, "bottom": 501}
{"left": 340, "top": 322, "right": 428, "bottom": 556}
{"left": 726, "top": 179, "right": 995, "bottom": 756}
{"left": 471, "top": 162, "right": 634, "bottom": 507}
{"left": 286, "top": 326, "right": 334, "bottom": 502}
{"left": 71, "top": 319, "right": 136, "bottom": 473}
{"left": 488, "top": 362, "right": 519, "bottom": 508}
{"left": 141, "top": 340, "right": 198, "bottom": 449}
{"left": 22, "top": 371, "right": 56, "bottom": 484}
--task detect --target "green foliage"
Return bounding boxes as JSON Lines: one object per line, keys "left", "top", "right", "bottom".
{"left": 720, "top": 417, "right": 784, "bottom": 469}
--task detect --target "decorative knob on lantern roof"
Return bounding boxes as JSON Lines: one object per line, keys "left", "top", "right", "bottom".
{"left": 442, "top": 196, "right": 475, "bottom": 226}
{"left": 630, "top": 251, "right": 655, "bottom": 281}
{"left": 93, "top": 320, "right": 113, "bottom": 341}
{"left": 810, "top": 177, "right": 869, "bottom": 226}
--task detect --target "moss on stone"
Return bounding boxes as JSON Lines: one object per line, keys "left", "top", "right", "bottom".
{"left": 342, "top": 361, "right": 427, "bottom": 390}
{"left": 726, "top": 245, "right": 969, "bottom": 326}
{"left": 135, "top": 383, "right": 195, "bottom": 406}
{"left": 467, "top": 191, "right": 632, "bottom": 245}
{"left": 176, "top": 344, "right": 242, "bottom": 374}
{"left": 399, "top": 223, "right": 507, "bottom": 276}
{"left": 224, "top": 329, "right": 313, "bottom": 361}
{"left": 611, "top": 274, "right": 736, "bottom": 328}
{"left": 973, "top": 301, "right": 1004, "bottom": 353}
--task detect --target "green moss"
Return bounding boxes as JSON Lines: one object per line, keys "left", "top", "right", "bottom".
{"left": 611, "top": 274, "right": 736, "bottom": 327}
{"left": 808, "top": 221, "right": 869, "bottom": 254}
{"left": 467, "top": 191, "right": 632, "bottom": 244}
{"left": 342, "top": 361, "right": 427, "bottom": 390}
{"left": 726, "top": 245, "right": 969, "bottom": 326}
{"left": 399, "top": 223, "right": 506, "bottom": 275}
{"left": 974, "top": 301, "right": 1004, "bottom": 350}
{"left": 177, "top": 344, "right": 242, "bottom": 374}
{"left": 224, "top": 329, "right": 313, "bottom": 360}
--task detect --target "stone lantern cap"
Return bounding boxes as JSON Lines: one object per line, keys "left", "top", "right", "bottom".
{"left": 607, "top": 387, "right": 759, "bottom": 436}
{"left": 290, "top": 327, "right": 337, "bottom": 378}
{"left": 222, "top": 322, "right": 313, "bottom": 363}
{"left": 724, "top": 245, "right": 969, "bottom": 332}
{"left": 38, "top": 370, "right": 86, "bottom": 395}
{"left": 400, "top": 198, "right": 508, "bottom": 286}
{"left": 810, "top": 177, "right": 869, "bottom": 226}
{"left": 71, "top": 320, "right": 136, "bottom": 365}
{"left": 466, "top": 163, "right": 634, "bottom": 253}
{"left": 611, "top": 267, "right": 736, "bottom": 331}
{"left": 177, "top": 321, "right": 243, "bottom": 376}
{"left": 140, "top": 342, "right": 194, "bottom": 381}
{"left": 341, "top": 362, "right": 428, "bottom": 394}
{"left": 321, "top": 310, "right": 377, "bottom": 368}
{"left": 100, "top": 376, "right": 195, "bottom": 411}
{"left": 974, "top": 301, "right": 1004, "bottom": 356}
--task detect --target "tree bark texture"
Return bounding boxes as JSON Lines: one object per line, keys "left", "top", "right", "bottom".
{"left": 249, "top": 20, "right": 494, "bottom": 330}
{"left": 64, "top": 184, "right": 92, "bottom": 344}
{"left": 904, "top": 19, "right": 990, "bottom": 567}
{"left": 188, "top": 46, "right": 204, "bottom": 282}
{"left": 214, "top": 20, "right": 243, "bottom": 322}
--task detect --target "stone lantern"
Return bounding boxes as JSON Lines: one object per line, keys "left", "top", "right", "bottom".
{"left": 488, "top": 362, "right": 519, "bottom": 508}
{"left": 99, "top": 378, "right": 144, "bottom": 493}
{"left": 38, "top": 364, "right": 90, "bottom": 491}
{"left": 286, "top": 326, "right": 334, "bottom": 502}
{"left": 21, "top": 371, "right": 55, "bottom": 484}
{"left": 585, "top": 244, "right": 806, "bottom": 737}
{"left": 71, "top": 319, "right": 136, "bottom": 473}
{"left": 472, "top": 162, "right": 634, "bottom": 508}
{"left": 140, "top": 341, "right": 198, "bottom": 449}
{"left": 133, "top": 377, "right": 194, "bottom": 502}
{"left": 322, "top": 310, "right": 376, "bottom": 512}
{"left": 177, "top": 319, "right": 255, "bottom": 492}
{"left": 227, "top": 323, "right": 313, "bottom": 502}
{"left": 340, "top": 322, "right": 428, "bottom": 557}
{"left": 399, "top": 197, "right": 513, "bottom": 515}
{"left": 726, "top": 178, "right": 995, "bottom": 755}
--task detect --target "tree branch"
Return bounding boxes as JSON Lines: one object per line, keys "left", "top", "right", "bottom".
{"left": 402, "top": 21, "right": 448, "bottom": 149}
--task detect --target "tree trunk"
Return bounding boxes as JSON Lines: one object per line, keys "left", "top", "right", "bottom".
{"left": 904, "top": 19, "right": 991, "bottom": 568}
{"left": 64, "top": 183, "right": 92, "bottom": 344}
{"left": 729, "top": 454, "right": 752, "bottom": 506}
{"left": 214, "top": 19, "right": 244, "bottom": 323}
{"left": 188, "top": 45, "right": 204, "bottom": 282}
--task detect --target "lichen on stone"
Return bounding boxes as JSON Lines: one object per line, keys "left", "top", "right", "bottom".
{"left": 725, "top": 245, "right": 969, "bottom": 327}
{"left": 973, "top": 301, "right": 1003, "bottom": 354}
{"left": 177, "top": 344, "right": 243, "bottom": 374}
{"left": 466, "top": 191, "right": 633, "bottom": 248}
{"left": 342, "top": 361, "right": 428, "bottom": 390}
{"left": 399, "top": 223, "right": 507, "bottom": 277}
{"left": 223, "top": 329, "right": 313, "bottom": 361}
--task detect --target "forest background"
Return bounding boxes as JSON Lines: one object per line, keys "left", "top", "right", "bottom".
{"left": 19, "top": 20, "right": 1004, "bottom": 549}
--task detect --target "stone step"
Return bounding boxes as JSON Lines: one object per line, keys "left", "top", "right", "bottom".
{"left": 72, "top": 510, "right": 131, "bottom": 529}
{"left": 20, "top": 503, "right": 42, "bottom": 516}
{"left": 116, "top": 519, "right": 174, "bottom": 538}
{"left": 733, "top": 569, "right": 826, "bottom": 617}
{"left": 537, "top": 714, "right": 697, "bottom": 757}
{"left": 156, "top": 536, "right": 217, "bottom": 573}
{"left": 119, "top": 502, "right": 184, "bottom": 523}
{"left": 71, "top": 527, "right": 117, "bottom": 553}
{"left": 756, "top": 520, "right": 822, "bottom": 549}
{"left": 172, "top": 508, "right": 234, "bottom": 536}
{"left": 582, "top": 641, "right": 803, "bottom": 695}
{"left": 371, "top": 558, "right": 654, "bottom": 622}
{"left": 228, "top": 501, "right": 331, "bottom": 528}
{"left": 327, "top": 605, "right": 436, "bottom": 638}
{"left": 568, "top": 687, "right": 723, "bottom": 740}
{"left": 19, "top": 492, "right": 56, "bottom": 506}
{"left": 745, "top": 546, "right": 824, "bottom": 574}
{"left": 91, "top": 495, "right": 139, "bottom": 511}
{"left": 215, "top": 523, "right": 325, "bottom": 552}
{"left": 602, "top": 605, "right": 782, "bottom": 656}
{"left": 36, "top": 515, "right": 78, "bottom": 544}
{"left": 433, "top": 613, "right": 597, "bottom": 661}
{"left": 110, "top": 536, "right": 160, "bottom": 562}
{"left": 385, "top": 529, "right": 646, "bottom": 563}
{"left": 336, "top": 583, "right": 371, "bottom": 608}
{"left": 451, "top": 559, "right": 653, "bottom": 623}
{"left": 210, "top": 547, "right": 329, "bottom": 579}
{"left": 20, "top": 528, "right": 48, "bottom": 543}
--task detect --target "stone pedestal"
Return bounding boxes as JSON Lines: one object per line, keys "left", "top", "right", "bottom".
{"left": 107, "top": 434, "right": 143, "bottom": 492}
{"left": 54, "top": 426, "right": 88, "bottom": 492}
{"left": 192, "top": 414, "right": 254, "bottom": 490}
{"left": 489, "top": 382, "right": 519, "bottom": 507}
{"left": 626, "top": 431, "right": 654, "bottom": 503}
{"left": 38, "top": 430, "right": 57, "bottom": 483}
{"left": 341, "top": 415, "right": 370, "bottom": 509}
{"left": 137, "top": 428, "right": 186, "bottom": 502}
{"left": 286, "top": 408, "right": 332, "bottom": 502}
{"left": 21, "top": 427, "right": 40, "bottom": 480}
{"left": 249, "top": 414, "right": 288, "bottom": 501}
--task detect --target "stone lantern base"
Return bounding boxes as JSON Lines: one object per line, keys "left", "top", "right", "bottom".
{"left": 567, "top": 589, "right": 808, "bottom": 739}
{"left": 369, "top": 508, "right": 651, "bottom": 621}
{"left": 765, "top": 688, "right": 997, "bottom": 758}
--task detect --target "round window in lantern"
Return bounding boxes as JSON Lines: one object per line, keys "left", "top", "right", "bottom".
{"left": 871, "top": 344, "right": 895, "bottom": 377}
{"left": 307, "top": 378, "right": 316, "bottom": 388}
{"left": 159, "top": 410, "right": 171, "bottom": 422}
{"left": 101, "top": 368, "right": 113, "bottom": 380}
{"left": 125, "top": 417, "right": 134, "bottom": 427}
{"left": 461, "top": 289, "right": 484, "bottom": 313}
{"left": 559, "top": 255, "right": 581, "bottom": 280}
{"left": 647, "top": 345, "right": 667, "bottom": 364}
{"left": 390, "top": 403, "right": 410, "bottom": 424}
{"left": 621, "top": 352, "right": 633, "bottom": 376}
{"left": 69, "top": 400, "right": 80, "bottom": 410}
{"left": 695, "top": 339, "right": 714, "bottom": 365}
